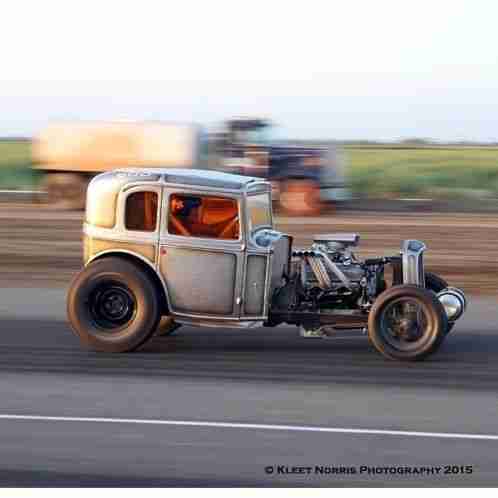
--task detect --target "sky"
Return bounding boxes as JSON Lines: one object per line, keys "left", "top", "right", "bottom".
{"left": 1, "top": 0, "right": 498, "bottom": 141}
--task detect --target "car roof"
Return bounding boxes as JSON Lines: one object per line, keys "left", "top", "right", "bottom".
{"left": 115, "top": 168, "right": 264, "bottom": 191}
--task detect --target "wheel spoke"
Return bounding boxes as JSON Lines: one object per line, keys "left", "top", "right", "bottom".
{"left": 89, "top": 282, "right": 136, "bottom": 331}
{"left": 380, "top": 297, "right": 429, "bottom": 351}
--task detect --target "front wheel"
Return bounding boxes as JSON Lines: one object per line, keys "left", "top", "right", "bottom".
{"left": 368, "top": 285, "right": 448, "bottom": 361}
{"left": 425, "top": 271, "right": 454, "bottom": 334}
{"left": 67, "top": 257, "right": 161, "bottom": 352}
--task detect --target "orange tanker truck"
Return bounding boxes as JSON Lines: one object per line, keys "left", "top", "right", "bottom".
{"left": 33, "top": 121, "right": 204, "bottom": 209}
{"left": 33, "top": 119, "right": 348, "bottom": 214}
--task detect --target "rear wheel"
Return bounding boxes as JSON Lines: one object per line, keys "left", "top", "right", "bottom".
{"left": 279, "top": 179, "right": 321, "bottom": 216}
{"left": 67, "top": 257, "right": 161, "bottom": 352}
{"left": 368, "top": 285, "right": 448, "bottom": 361}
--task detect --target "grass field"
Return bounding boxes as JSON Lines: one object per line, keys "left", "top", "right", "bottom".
{"left": 0, "top": 140, "right": 38, "bottom": 189}
{"left": 1, "top": 140, "right": 498, "bottom": 198}
{"left": 347, "top": 146, "right": 498, "bottom": 199}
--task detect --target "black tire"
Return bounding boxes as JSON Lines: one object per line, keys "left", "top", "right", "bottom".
{"left": 67, "top": 257, "right": 161, "bottom": 352}
{"left": 425, "top": 271, "right": 454, "bottom": 334}
{"left": 368, "top": 285, "right": 448, "bottom": 361}
{"left": 425, "top": 271, "right": 448, "bottom": 293}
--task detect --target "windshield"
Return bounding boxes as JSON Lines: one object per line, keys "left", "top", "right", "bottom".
{"left": 233, "top": 127, "right": 271, "bottom": 145}
{"left": 247, "top": 193, "right": 272, "bottom": 232}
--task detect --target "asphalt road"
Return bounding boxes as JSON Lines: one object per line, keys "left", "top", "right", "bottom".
{"left": 0, "top": 289, "right": 498, "bottom": 486}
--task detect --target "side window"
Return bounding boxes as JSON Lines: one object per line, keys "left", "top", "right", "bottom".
{"left": 168, "top": 194, "right": 239, "bottom": 240}
{"left": 125, "top": 191, "right": 158, "bottom": 231}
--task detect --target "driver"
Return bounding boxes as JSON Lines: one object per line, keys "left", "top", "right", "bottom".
{"left": 170, "top": 196, "right": 185, "bottom": 215}
{"left": 171, "top": 196, "right": 201, "bottom": 218}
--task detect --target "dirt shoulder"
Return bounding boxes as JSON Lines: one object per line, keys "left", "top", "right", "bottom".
{"left": 0, "top": 206, "right": 496, "bottom": 295}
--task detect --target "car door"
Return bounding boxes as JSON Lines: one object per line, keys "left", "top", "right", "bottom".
{"left": 241, "top": 189, "right": 291, "bottom": 320}
{"left": 158, "top": 188, "right": 245, "bottom": 319}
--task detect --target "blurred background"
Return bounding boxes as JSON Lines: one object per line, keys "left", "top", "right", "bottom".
{"left": 1, "top": 0, "right": 498, "bottom": 293}
{"left": 2, "top": 0, "right": 498, "bottom": 487}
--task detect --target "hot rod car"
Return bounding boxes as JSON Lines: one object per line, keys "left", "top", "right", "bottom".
{"left": 67, "top": 168, "right": 466, "bottom": 360}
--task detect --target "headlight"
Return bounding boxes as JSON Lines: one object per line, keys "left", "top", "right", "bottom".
{"left": 437, "top": 287, "right": 466, "bottom": 322}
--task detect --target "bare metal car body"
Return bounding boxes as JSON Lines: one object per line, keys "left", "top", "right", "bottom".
{"left": 69, "top": 168, "right": 466, "bottom": 360}
{"left": 83, "top": 168, "right": 286, "bottom": 328}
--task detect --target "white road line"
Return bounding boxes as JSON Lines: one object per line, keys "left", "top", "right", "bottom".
{"left": 0, "top": 190, "right": 42, "bottom": 195}
{"left": 0, "top": 414, "right": 497, "bottom": 441}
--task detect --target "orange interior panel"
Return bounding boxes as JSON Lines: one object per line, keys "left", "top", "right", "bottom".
{"left": 168, "top": 194, "right": 239, "bottom": 239}
{"left": 125, "top": 191, "right": 158, "bottom": 231}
